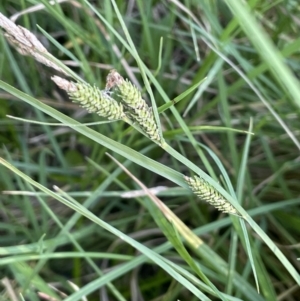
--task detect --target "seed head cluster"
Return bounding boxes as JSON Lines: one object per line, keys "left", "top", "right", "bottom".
{"left": 0, "top": 12, "right": 162, "bottom": 144}
{"left": 52, "top": 71, "right": 162, "bottom": 144}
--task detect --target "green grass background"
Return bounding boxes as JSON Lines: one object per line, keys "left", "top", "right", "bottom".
{"left": 0, "top": 0, "right": 300, "bottom": 300}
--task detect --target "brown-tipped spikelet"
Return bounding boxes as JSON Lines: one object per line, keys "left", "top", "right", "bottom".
{"left": 105, "top": 70, "right": 162, "bottom": 143}
{"left": 185, "top": 175, "right": 240, "bottom": 216}
{"left": 52, "top": 76, "right": 125, "bottom": 120}
{"left": 105, "top": 69, "right": 125, "bottom": 90}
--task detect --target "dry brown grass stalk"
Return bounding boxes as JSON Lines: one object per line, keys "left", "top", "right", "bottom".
{"left": 0, "top": 12, "right": 67, "bottom": 75}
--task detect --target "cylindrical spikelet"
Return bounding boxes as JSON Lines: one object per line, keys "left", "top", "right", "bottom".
{"left": 129, "top": 106, "right": 161, "bottom": 142}
{"left": 185, "top": 175, "right": 240, "bottom": 216}
{"left": 52, "top": 76, "right": 125, "bottom": 120}
{"left": 106, "top": 69, "right": 147, "bottom": 110}
{"left": 105, "top": 70, "right": 162, "bottom": 143}
{"left": 117, "top": 79, "right": 145, "bottom": 110}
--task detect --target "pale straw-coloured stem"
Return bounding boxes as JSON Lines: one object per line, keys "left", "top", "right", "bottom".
{"left": 0, "top": 12, "right": 67, "bottom": 75}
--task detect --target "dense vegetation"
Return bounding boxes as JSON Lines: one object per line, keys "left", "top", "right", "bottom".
{"left": 0, "top": 1, "right": 299, "bottom": 300}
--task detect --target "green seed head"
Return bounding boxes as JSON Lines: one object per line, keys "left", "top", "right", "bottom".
{"left": 105, "top": 70, "right": 162, "bottom": 144}
{"left": 185, "top": 175, "right": 240, "bottom": 216}
{"left": 52, "top": 76, "right": 125, "bottom": 120}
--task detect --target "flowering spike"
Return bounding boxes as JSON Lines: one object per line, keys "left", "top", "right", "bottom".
{"left": 105, "top": 70, "right": 162, "bottom": 143}
{"left": 185, "top": 175, "right": 240, "bottom": 216}
{"left": 52, "top": 76, "right": 125, "bottom": 120}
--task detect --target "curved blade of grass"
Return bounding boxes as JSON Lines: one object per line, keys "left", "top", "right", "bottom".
{"left": 6, "top": 115, "right": 114, "bottom": 126}
{"left": 10, "top": 262, "right": 60, "bottom": 300}
{"left": 37, "top": 25, "right": 79, "bottom": 63}
{"left": 164, "top": 126, "right": 253, "bottom": 138}
{"left": 236, "top": 119, "right": 259, "bottom": 291}
{"left": 0, "top": 253, "right": 132, "bottom": 266}
{"left": 183, "top": 58, "right": 224, "bottom": 116}
{"left": 158, "top": 77, "right": 207, "bottom": 113}
{"left": 224, "top": 0, "right": 300, "bottom": 108}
